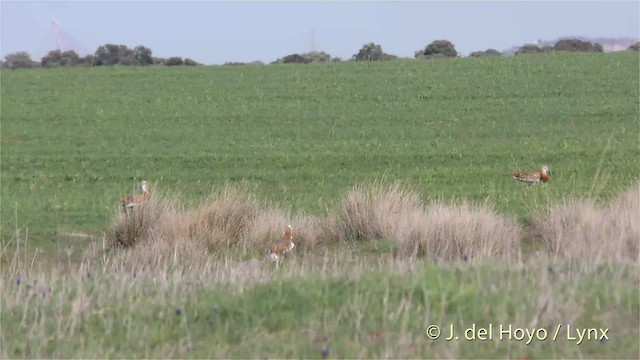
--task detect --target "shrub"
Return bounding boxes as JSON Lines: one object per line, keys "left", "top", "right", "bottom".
{"left": 336, "top": 183, "right": 521, "bottom": 261}
{"left": 184, "top": 58, "right": 199, "bottom": 66}
{"left": 133, "top": 45, "right": 153, "bottom": 65}
{"left": 351, "top": 43, "right": 398, "bottom": 61}
{"left": 394, "top": 202, "right": 521, "bottom": 261}
{"left": 109, "top": 197, "right": 166, "bottom": 249}
{"left": 628, "top": 42, "right": 640, "bottom": 51}
{"left": 165, "top": 57, "right": 184, "bottom": 66}
{"left": 41, "top": 50, "right": 62, "bottom": 67}
{"left": 94, "top": 44, "right": 136, "bottom": 66}
{"left": 303, "top": 51, "right": 332, "bottom": 63}
{"left": 338, "top": 184, "right": 386, "bottom": 242}
{"left": 186, "top": 185, "right": 260, "bottom": 250}
{"left": 279, "top": 54, "right": 313, "bottom": 64}
{"left": 3, "top": 51, "right": 36, "bottom": 69}
{"left": 77, "top": 55, "right": 95, "bottom": 67}
{"left": 41, "top": 50, "right": 81, "bottom": 67}
{"left": 515, "top": 44, "right": 543, "bottom": 55}
{"left": 535, "top": 185, "right": 639, "bottom": 263}
{"left": 470, "top": 49, "right": 502, "bottom": 57}
{"left": 553, "top": 38, "right": 603, "bottom": 52}
{"left": 416, "top": 40, "right": 458, "bottom": 59}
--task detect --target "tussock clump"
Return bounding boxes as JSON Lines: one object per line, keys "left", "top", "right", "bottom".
{"left": 340, "top": 184, "right": 383, "bottom": 242}
{"left": 394, "top": 202, "right": 521, "bottom": 261}
{"left": 109, "top": 198, "right": 165, "bottom": 248}
{"left": 187, "top": 185, "right": 260, "bottom": 250}
{"left": 242, "top": 210, "right": 328, "bottom": 254}
{"left": 242, "top": 208, "right": 291, "bottom": 252}
{"left": 340, "top": 183, "right": 420, "bottom": 242}
{"left": 606, "top": 186, "right": 640, "bottom": 254}
{"left": 290, "top": 213, "right": 329, "bottom": 251}
{"left": 536, "top": 185, "right": 640, "bottom": 262}
{"left": 336, "top": 183, "right": 521, "bottom": 261}
{"left": 371, "top": 183, "right": 423, "bottom": 236}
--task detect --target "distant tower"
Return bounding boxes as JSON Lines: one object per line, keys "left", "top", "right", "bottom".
{"left": 51, "top": 18, "right": 64, "bottom": 52}
{"left": 310, "top": 28, "right": 317, "bottom": 52}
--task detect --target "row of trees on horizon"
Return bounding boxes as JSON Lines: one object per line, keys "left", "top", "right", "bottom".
{"left": 3, "top": 38, "right": 639, "bottom": 70}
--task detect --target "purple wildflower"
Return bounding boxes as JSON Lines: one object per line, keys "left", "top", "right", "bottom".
{"left": 322, "top": 346, "right": 329, "bottom": 359}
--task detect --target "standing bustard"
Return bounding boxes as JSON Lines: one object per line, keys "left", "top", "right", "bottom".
{"left": 513, "top": 166, "right": 550, "bottom": 186}
{"left": 121, "top": 180, "right": 151, "bottom": 210}
{"left": 269, "top": 225, "right": 295, "bottom": 262}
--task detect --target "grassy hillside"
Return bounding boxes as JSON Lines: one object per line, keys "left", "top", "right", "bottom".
{"left": 1, "top": 53, "right": 638, "bottom": 247}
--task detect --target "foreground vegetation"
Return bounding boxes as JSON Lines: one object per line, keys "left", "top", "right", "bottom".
{"left": 2, "top": 182, "right": 638, "bottom": 358}
{"left": 2, "top": 249, "right": 638, "bottom": 358}
{"left": 1, "top": 52, "right": 639, "bottom": 358}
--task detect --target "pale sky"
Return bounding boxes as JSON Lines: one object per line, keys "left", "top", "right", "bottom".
{"left": 1, "top": 1, "right": 638, "bottom": 64}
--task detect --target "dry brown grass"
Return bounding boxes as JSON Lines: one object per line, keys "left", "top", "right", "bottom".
{"left": 337, "top": 183, "right": 521, "bottom": 261}
{"left": 106, "top": 181, "right": 639, "bottom": 266}
{"left": 187, "top": 185, "right": 260, "bottom": 250}
{"left": 535, "top": 185, "right": 640, "bottom": 263}
{"left": 339, "top": 183, "right": 387, "bottom": 242}
{"left": 108, "top": 198, "right": 164, "bottom": 248}
{"left": 394, "top": 202, "right": 522, "bottom": 261}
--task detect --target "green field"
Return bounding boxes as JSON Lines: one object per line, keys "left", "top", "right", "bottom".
{"left": 1, "top": 52, "right": 639, "bottom": 358}
{"left": 2, "top": 52, "right": 638, "bottom": 246}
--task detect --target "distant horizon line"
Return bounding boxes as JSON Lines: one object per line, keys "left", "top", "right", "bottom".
{"left": 4, "top": 34, "right": 639, "bottom": 66}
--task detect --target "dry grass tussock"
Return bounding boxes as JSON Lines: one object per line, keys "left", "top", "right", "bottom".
{"left": 108, "top": 184, "right": 329, "bottom": 260}
{"left": 338, "top": 183, "right": 521, "bottom": 261}
{"left": 535, "top": 185, "right": 640, "bottom": 263}
{"left": 186, "top": 185, "right": 260, "bottom": 250}
{"left": 107, "top": 181, "right": 638, "bottom": 265}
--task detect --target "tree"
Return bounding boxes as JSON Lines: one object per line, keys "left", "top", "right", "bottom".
{"left": 416, "top": 40, "right": 458, "bottom": 59}
{"left": 515, "top": 44, "right": 543, "bottom": 55}
{"left": 165, "top": 57, "right": 184, "bottom": 66}
{"left": 351, "top": 43, "right": 397, "bottom": 61}
{"left": 60, "top": 50, "right": 80, "bottom": 66}
{"left": 627, "top": 42, "right": 639, "bottom": 51}
{"left": 553, "top": 39, "right": 603, "bottom": 52}
{"left": 41, "top": 50, "right": 62, "bottom": 67}
{"left": 134, "top": 45, "right": 153, "bottom": 65}
{"left": 3, "top": 51, "right": 36, "bottom": 69}
{"left": 184, "top": 58, "right": 199, "bottom": 66}
{"left": 279, "top": 54, "right": 313, "bottom": 64}
{"left": 470, "top": 49, "right": 502, "bottom": 57}
{"left": 95, "top": 44, "right": 118, "bottom": 65}
{"left": 41, "top": 50, "right": 80, "bottom": 67}
{"left": 302, "top": 51, "right": 332, "bottom": 63}
{"left": 77, "top": 55, "right": 95, "bottom": 66}
{"left": 94, "top": 44, "right": 136, "bottom": 66}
